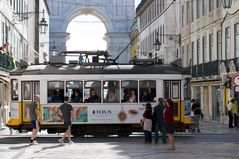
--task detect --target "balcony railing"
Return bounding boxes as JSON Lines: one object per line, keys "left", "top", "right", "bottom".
{"left": 0, "top": 53, "right": 15, "bottom": 71}
{"left": 191, "top": 60, "right": 220, "bottom": 78}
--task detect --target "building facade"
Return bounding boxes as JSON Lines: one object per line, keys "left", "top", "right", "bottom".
{"left": 0, "top": 0, "right": 49, "bottom": 123}
{"left": 136, "top": 0, "right": 180, "bottom": 64}
{"left": 27, "top": 0, "right": 50, "bottom": 64}
{"left": 130, "top": 20, "right": 139, "bottom": 60}
{"left": 180, "top": 0, "right": 239, "bottom": 122}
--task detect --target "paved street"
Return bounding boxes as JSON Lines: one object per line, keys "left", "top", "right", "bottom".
{"left": 0, "top": 120, "right": 239, "bottom": 159}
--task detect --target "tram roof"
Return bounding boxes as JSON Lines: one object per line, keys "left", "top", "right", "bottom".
{"left": 9, "top": 63, "right": 190, "bottom": 76}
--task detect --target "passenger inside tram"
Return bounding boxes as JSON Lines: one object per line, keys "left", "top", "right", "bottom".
{"left": 122, "top": 89, "right": 130, "bottom": 102}
{"left": 105, "top": 90, "right": 117, "bottom": 103}
{"left": 122, "top": 89, "right": 137, "bottom": 103}
{"left": 85, "top": 89, "right": 100, "bottom": 103}
{"left": 50, "top": 90, "right": 64, "bottom": 103}
{"left": 129, "top": 89, "right": 137, "bottom": 102}
{"left": 71, "top": 91, "right": 82, "bottom": 103}
{"left": 141, "top": 89, "right": 152, "bottom": 102}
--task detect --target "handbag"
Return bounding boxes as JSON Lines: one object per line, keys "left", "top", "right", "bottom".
{"left": 140, "top": 119, "right": 144, "bottom": 126}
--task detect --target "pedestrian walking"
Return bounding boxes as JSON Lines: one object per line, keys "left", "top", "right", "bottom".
{"left": 58, "top": 96, "right": 74, "bottom": 145}
{"left": 232, "top": 100, "right": 238, "bottom": 127}
{"left": 228, "top": 99, "right": 234, "bottom": 128}
{"left": 164, "top": 98, "right": 175, "bottom": 150}
{"left": 152, "top": 97, "right": 167, "bottom": 144}
{"left": 191, "top": 99, "right": 201, "bottom": 132}
{"left": 141, "top": 103, "right": 152, "bottom": 144}
{"left": 29, "top": 95, "right": 41, "bottom": 144}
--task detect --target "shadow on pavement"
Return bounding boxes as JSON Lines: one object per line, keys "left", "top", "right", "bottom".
{"left": 35, "top": 144, "right": 64, "bottom": 153}
{"left": 9, "top": 144, "right": 32, "bottom": 149}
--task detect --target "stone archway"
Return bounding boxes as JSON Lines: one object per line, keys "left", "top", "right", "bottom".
{"left": 48, "top": 0, "right": 135, "bottom": 63}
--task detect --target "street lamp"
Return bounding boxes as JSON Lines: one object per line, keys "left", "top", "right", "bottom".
{"left": 51, "top": 41, "right": 58, "bottom": 56}
{"left": 220, "top": 0, "right": 233, "bottom": 9}
{"left": 154, "top": 32, "right": 161, "bottom": 51}
{"left": 39, "top": 10, "right": 48, "bottom": 34}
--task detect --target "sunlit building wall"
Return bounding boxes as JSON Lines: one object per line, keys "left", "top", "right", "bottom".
{"left": 136, "top": 0, "right": 180, "bottom": 64}
{"left": 130, "top": 20, "right": 139, "bottom": 60}
{"left": 180, "top": 0, "right": 239, "bottom": 123}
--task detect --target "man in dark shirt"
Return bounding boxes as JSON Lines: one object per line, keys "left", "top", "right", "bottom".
{"left": 58, "top": 96, "right": 74, "bottom": 145}
{"left": 85, "top": 89, "right": 99, "bottom": 103}
{"left": 191, "top": 99, "right": 201, "bottom": 132}
{"left": 29, "top": 95, "right": 41, "bottom": 144}
{"left": 72, "top": 91, "right": 82, "bottom": 103}
{"left": 152, "top": 97, "right": 167, "bottom": 144}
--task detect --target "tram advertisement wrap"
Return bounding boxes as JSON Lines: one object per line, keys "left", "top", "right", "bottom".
{"left": 41, "top": 104, "right": 144, "bottom": 124}
{"left": 184, "top": 100, "right": 191, "bottom": 117}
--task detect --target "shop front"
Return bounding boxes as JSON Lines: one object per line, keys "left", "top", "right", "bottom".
{"left": 220, "top": 60, "right": 239, "bottom": 124}
{"left": 191, "top": 79, "right": 221, "bottom": 121}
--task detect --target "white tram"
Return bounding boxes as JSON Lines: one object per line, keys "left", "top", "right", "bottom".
{"left": 7, "top": 58, "right": 192, "bottom": 137}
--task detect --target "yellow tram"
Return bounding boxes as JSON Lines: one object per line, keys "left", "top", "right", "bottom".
{"left": 7, "top": 57, "right": 193, "bottom": 137}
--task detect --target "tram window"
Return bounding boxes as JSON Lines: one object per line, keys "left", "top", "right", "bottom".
{"left": 103, "top": 81, "right": 119, "bottom": 103}
{"left": 84, "top": 81, "right": 101, "bottom": 103}
{"left": 184, "top": 78, "right": 191, "bottom": 99}
{"left": 121, "top": 80, "right": 138, "bottom": 103}
{"left": 139, "top": 80, "right": 156, "bottom": 102}
{"left": 48, "top": 81, "right": 64, "bottom": 103}
{"left": 66, "top": 81, "right": 83, "bottom": 103}
{"left": 11, "top": 79, "right": 18, "bottom": 101}
{"left": 22, "top": 82, "right": 32, "bottom": 101}
{"left": 164, "top": 81, "right": 170, "bottom": 99}
{"left": 33, "top": 82, "right": 40, "bottom": 97}
{"left": 172, "top": 81, "right": 180, "bottom": 99}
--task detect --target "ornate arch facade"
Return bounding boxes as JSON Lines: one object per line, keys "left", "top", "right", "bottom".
{"left": 48, "top": 0, "right": 135, "bottom": 63}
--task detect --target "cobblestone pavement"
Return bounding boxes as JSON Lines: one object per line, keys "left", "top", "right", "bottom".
{"left": 0, "top": 120, "right": 238, "bottom": 159}
{"left": 1, "top": 120, "right": 238, "bottom": 136}
{"left": 185, "top": 119, "right": 239, "bottom": 134}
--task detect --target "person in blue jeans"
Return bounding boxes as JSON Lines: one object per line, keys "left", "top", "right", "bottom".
{"left": 152, "top": 97, "right": 167, "bottom": 144}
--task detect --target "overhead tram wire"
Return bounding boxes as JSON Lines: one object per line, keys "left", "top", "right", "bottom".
{"left": 113, "top": 0, "right": 176, "bottom": 62}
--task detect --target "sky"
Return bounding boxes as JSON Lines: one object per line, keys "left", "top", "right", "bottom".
{"left": 66, "top": 15, "right": 107, "bottom": 51}
{"left": 66, "top": 0, "right": 141, "bottom": 51}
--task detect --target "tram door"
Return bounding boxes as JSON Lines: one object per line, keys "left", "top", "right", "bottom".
{"left": 21, "top": 81, "right": 40, "bottom": 122}
{"left": 164, "top": 81, "right": 181, "bottom": 119}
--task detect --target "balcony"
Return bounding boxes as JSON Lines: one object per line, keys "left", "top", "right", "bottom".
{"left": 0, "top": 53, "right": 15, "bottom": 71}
{"left": 191, "top": 60, "right": 220, "bottom": 78}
